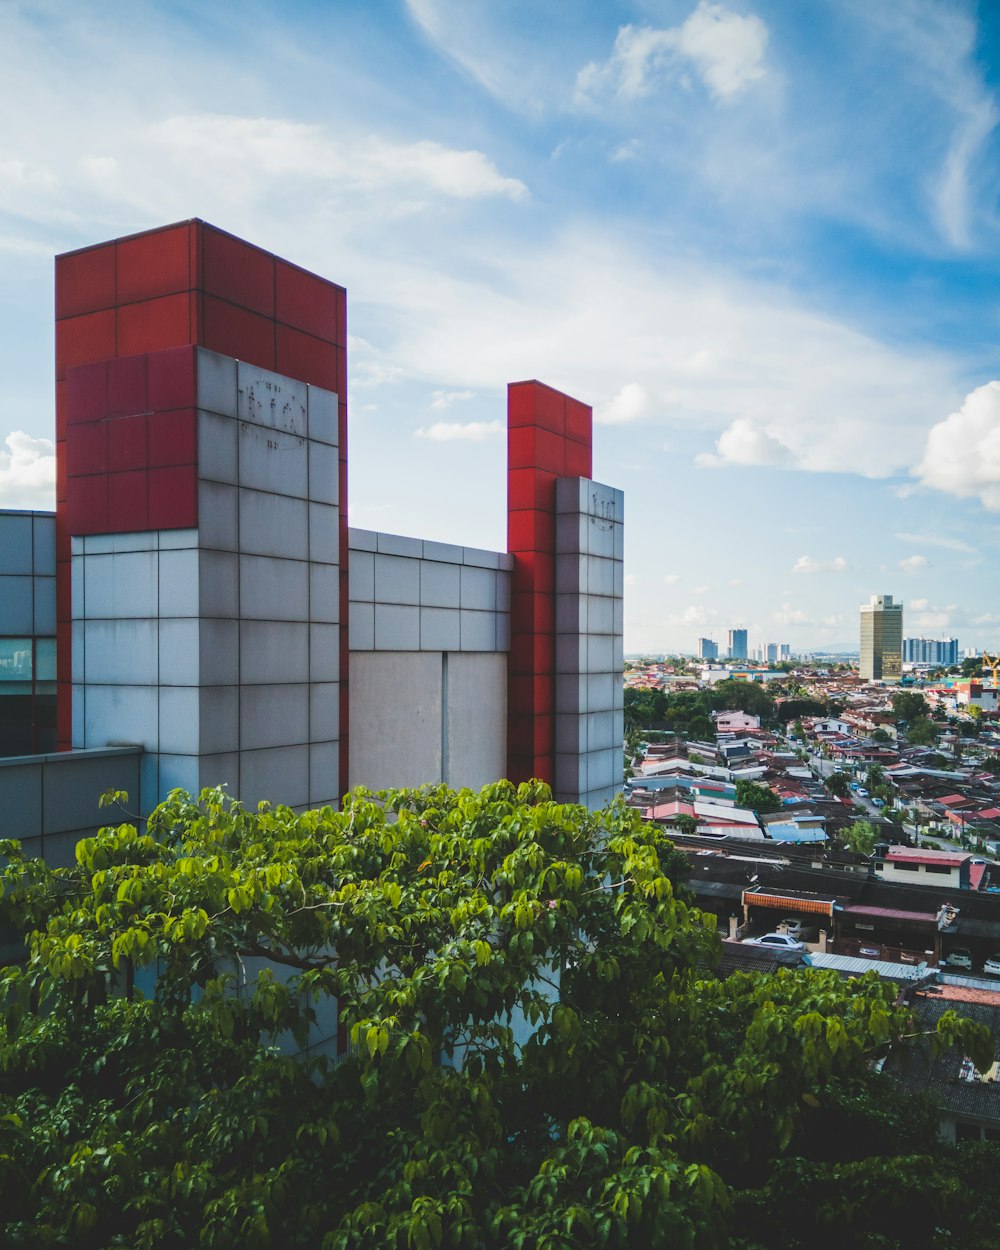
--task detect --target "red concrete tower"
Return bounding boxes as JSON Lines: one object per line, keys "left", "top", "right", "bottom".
{"left": 54, "top": 221, "right": 350, "bottom": 792}
{"left": 506, "top": 380, "right": 592, "bottom": 785}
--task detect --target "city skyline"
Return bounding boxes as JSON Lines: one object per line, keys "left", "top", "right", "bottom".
{"left": 2, "top": 1, "right": 1000, "bottom": 654}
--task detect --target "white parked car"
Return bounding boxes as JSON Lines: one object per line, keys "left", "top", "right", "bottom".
{"left": 943, "top": 947, "right": 973, "bottom": 970}
{"left": 743, "top": 932, "right": 805, "bottom": 952}
{"left": 983, "top": 953, "right": 1000, "bottom": 977}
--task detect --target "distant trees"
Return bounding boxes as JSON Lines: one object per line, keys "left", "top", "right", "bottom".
{"left": 843, "top": 819, "right": 879, "bottom": 856}
{"left": 892, "top": 691, "right": 930, "bottom": 723}
{"left": 735, "top": 779, "right": 782, "bottom": 814}
{"left": 907, "top": 717, "right": 939, "bottom": 746}
{"left": 871, "top": 727, "right": 891, "bottom": 744}
{"left": 825, "top": 773, "right": 852, "bottom": 799}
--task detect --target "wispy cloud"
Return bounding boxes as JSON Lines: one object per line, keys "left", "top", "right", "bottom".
{"left": 895, "top": 531, "right": 976, "bottom": 554}
{"left": 792, "top": 555, "right": 847, "bottom": 575}
{"left": 414, "top": 420, "right": 504, "bottom": 441}
{"left": 899, "top": 554, "right": 929, "bottom": 572}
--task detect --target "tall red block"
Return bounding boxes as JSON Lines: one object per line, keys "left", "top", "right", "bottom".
{"left": 506, "top": 380, "right": 592, "bottom": 786}
{"left": 54, "top": 220, "right": 349, "bottom": 772}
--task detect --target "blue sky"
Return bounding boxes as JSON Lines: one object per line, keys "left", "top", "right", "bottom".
{"left": 2, "top": 0, "right": 1000, "bottom": 654}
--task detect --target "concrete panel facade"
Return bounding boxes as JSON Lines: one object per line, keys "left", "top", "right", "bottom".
{"left": 553, "top": 478, "right": 625, "bottom": 809}
{"left": 0, "top": 746, "right": 142, "bottom": 866}
{"left": 71, "top": 350, "right": 341, "bottom": 812}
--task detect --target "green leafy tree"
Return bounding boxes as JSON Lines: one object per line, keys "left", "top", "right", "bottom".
{"left": 734, "top": 779, "right": 783, "bottom": 814}
{"left": 825, "top": 773, "right": 852, "bottom": 799}
{"left": 907, "top": 717, "right": 939, "bottom": 746}
{"left": 674, "top": 812, "right": 698, "bottom": 837}
{"left": 843, "top": 819, "right": 879, "bottom": 856}
{"left": 871, "top": 727, "right": 891, "bottom": 744}
{"left": 0, "top": 783, "right": 993, "bottom": 1249}
{"left": 892, "top": 691, "right": 930, "bottom": 723}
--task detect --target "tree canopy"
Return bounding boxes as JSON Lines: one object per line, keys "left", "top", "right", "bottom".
{"left": 734, "top": 779, "right": 783, "bottom": 814}
{"left": 892, "top": 691, "right": 930, "bottom": 723}
{"left": 0, "top": 783, "right": 995, "bottom": 1249}
{"left": 907, "top": 717, "right": 939, "bottom": 746}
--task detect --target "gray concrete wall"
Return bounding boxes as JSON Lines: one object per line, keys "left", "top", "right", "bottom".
{"left": 0, "top": 746, "right": 142, "bottom": 866}
{"left": 71, "top": 350, "right": 340, "bottom": 813}
{"left": 553, "top": 478, "right": 625, "bottom": 809}
{"left": 347, "top": 528, "right": 511, "bottom": 793}
{"left": 348, "top": 651, "right": 507, "bottom": 793}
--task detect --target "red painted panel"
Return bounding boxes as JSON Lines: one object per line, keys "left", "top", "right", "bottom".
{"left": 116, "top": 224, "right": 193, "bottom": 305}
{"left": 202, "top": 295, "right": 276, "bottom": 370}
{"left": 67, "top": 421, "right": 108, "bottom": 476}
{"left": 55, "top": 381, "right": 67, "bottom": 441}
{"left": 107, "top": 414, "right": 148, "bottom": 472}
{"left": 507, "top": 382, "right": 538, "bottom": 428}
{"left": 534, "top": 388, "right": 566, "bottom": 436}
{"left": 565, "top": 398, "right": 592, "bottom": 446}
{"left": 148, "top": 464, "right": 198, "bottom": 530}
{"left": 148, "top": 408, "right": 197, "bottom": 467}
{"left": 276, "top": 260, "right": 339, "bottom": 341}
{"left": 55, "top": 439, "right": 68, "bottom": 502}
{"left": 564, "top": 440, "right": 592, "bottom": 480}
{"left": 56, "top": 311, "right": 116, "bottom": 377}
{"left": 55, "top": 560, "right": 71, "bottom": 624}
{"left": 108, "top": 469, "right": 149, "bottom": 532}
{"left": 67, "top": 474, "right": 109, "bottom": 534}
{"left": 203, "top": 226, "right": 275, "bottom": 318}
{"left": 55, "top": 244, "right": 116, "bottom": 319}
{"left": 148, "top": 346, "right": 197, "bottom": 412}
{"left": 55, "top": 514, "right": 71, "bottom": 563}
{"left": 276, "top": 324, "right": 338, "bottom": 391}
{"left": 107, "top": 354, "right": 148, "bottom": 416}
{"left": 117, "top": 293, "right": 193, "bottom": 357}
{"left": 66, "top": 361, "right": 108, "bottom": 425}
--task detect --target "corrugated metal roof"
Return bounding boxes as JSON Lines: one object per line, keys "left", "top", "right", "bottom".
{"left": 808, "top": 952, "right": 929, "bottom": 980}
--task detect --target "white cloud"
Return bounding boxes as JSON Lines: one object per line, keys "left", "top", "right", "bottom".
{"left": 899, "top": 554, "right": 929, "bottom": 571}
{"left": 0, "top": 430, "right": 55, "bottom": 508}
{"left": 695, "top": 418, "right": 792, "bottom": 469}
{"left": 414, "top": 419, "right": 504, "bottom": 441}
{"left": 913, "top": 381, "right": 1000, "bottom": 510}
{"left": 772, "top": 603, "right": 813, "bottom": 626}
{"left": 624, "top": 573, "right": 638, "bottom": 586}
{"left": 791, "top": 554, "right": 847, "bottom": 574}
{"left": 663, "top": 574, "right": 681, "bottom": 585}
{"left": 576, "top": 4, "right": 768, "bottom": 104}
{"left": 693, "top": 584, "right": 710, "bottom": 595}
{"left": 909, "top": 598, "right": 929, "bottom": 612}
{"left": 595, "top": 382, "right": 650, "bottom": 425}
{"left": 670, "top": 604, "right": 719, "bottom": 626}
{"left": 895, "top": 531, "right": 976, "bottom": 554}
{"left": 153, "top": 115, "right": 529, "bottom": 202}
{"left": 430, "top": 389, "right": 475, "bottom": 409}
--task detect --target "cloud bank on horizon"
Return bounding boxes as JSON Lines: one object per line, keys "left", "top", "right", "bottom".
{"left": 1, "top": 0, "right": 999, "bottom": 653}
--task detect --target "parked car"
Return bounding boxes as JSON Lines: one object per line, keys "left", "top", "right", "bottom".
{"left": 872, "top": 797, "right": 885, "bottom": 807}
{"left": 943, "top": 947, "right": 973, "bottom": 970}
{"left": 742, "top": 932, "right": 805, "bottom": 952}
{"left": 983, "top": 953, "right": 1000, "bottom": 978}
{"left": 857, "top": 788, "right": 869, "bottom": 797}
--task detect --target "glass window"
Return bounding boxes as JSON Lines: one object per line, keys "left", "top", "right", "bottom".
{"left": 0, "top": 638, "right": 32, "bottom": 682}
{"left": 35, "top": 638, "right": 56, "bottom": 682}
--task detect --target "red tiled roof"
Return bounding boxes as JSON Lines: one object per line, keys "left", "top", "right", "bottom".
{"left": 842, "top": 904, "right": 939, "bottom": 924}
{"left": 886, "top": 847, "right": 969, "bottom": 867}
{"left": 742, "top": 891, "right": 835, "bottom": 917}
{"left": 920, "top": 984, "right": 1000, "bottom": 1006}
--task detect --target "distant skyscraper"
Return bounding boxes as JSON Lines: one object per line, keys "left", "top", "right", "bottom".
{"left": 903, "top": 637, "right": 959, "bottom": 666}
{"left": 698, "top": 637, "right": 719, "bottom": 660}
{"left": 860, "top": 594, "right": 903, "bottom": 682}
{"left": 728, "top": 628, "right": 748, "bottom": 660}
